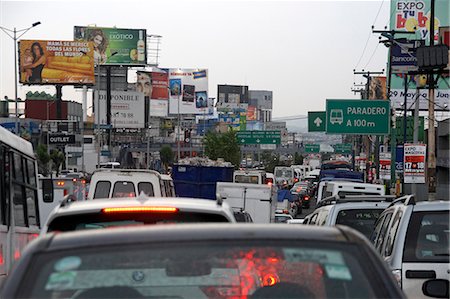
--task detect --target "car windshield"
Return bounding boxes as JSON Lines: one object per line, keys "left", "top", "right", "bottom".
{"left": 335, "top": 209, "right": 384, "bottom": 239}
{"left": 21, "top": 241, "right": 379, "bottom": 298}
{"left": 47, "top": 212, "right": 230, "bottom": 232}
{"left": 404, "top": 211, "right": 450, "bottom": 263}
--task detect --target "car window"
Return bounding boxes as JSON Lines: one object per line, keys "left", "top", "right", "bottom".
{"left": 234, "top": 175, "right": 259, "bottom": 184}
{"left": 309, "top": 213, "right": 319, "bottom": 225}
{"left": 112, "top": 181, "right": 136, "bottom": 198}
{"left": 336, "top": 209, "right": 384, "bottom": 239}
{"left": 374, "top": 212, "right": 393, "bottom": 253}
{"left": 403, "top": 211, "right": 449, "bottom": 263}
{"left": 383, "top": 210, "right": 403, "bottom": 257}
{"left": 22, "top": 241, "right": 382, "bottom": 298}
{"left": 138, "top": 182, "right": 154, "bottom": 196}
{"left": 93, "top": 181, "right": 111, "bottom": 199}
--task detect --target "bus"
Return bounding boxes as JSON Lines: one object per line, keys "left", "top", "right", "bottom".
{"left": 0, "top": 126, "right": 40, "bottom": 280}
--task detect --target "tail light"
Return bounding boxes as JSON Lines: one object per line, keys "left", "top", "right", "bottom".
{"left": 304, "top": 196, "right": 310, "bottom": 201}
{"left": 392, "top": 269, "right": 402, "bottom": 287}
{"left": 102, "top": 207, "right": 179, "bottom": 213}
{"left": 56, "top": 181, "right": 65, "bottom": 186}
{"left": 294, "top": 178, "right": 299, "bottom": 182}
{"left": 262, "top": 273, "right": 279, "bottom": 287}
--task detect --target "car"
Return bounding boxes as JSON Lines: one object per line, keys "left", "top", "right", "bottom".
{"left": 287, "top": 218, "right": 305, "bottom": 224}
{"left": 1, "top": 224, "right": 404, "bottom": 298}
{"left": 371, "top": 195, "right": 450, "bottom": 299}
{"left": 40, "top": 196, "right": 237, "bottom": 234}
{"left": 303, "top": 195, "right": 395, "bottom": 239}
{"left": 274, "top": 213, "right": 294, "bottom": 223}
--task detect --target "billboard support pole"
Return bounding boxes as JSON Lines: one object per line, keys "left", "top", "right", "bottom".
{"left": 427, "top": 0, "right": 436, "bottom": 194}
{"left": 56, "top": 85, "right": 62, "bottom": 120}
{"left": 402, "top": 75, "right": 408, "bottom": 195}
{"left": 106, "top": 66, "right": 112, "bottom": 153}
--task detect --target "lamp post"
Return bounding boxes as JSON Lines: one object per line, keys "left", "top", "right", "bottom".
{"left": 0, "top": 22, "right": 41, "bottom": 135}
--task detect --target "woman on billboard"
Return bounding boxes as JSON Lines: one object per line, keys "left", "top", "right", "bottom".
{"left": 21, "top": 42, "right": 47, "bottom": 83}
{"left": 88, "top": 29, "right": 108, "bottom": 64}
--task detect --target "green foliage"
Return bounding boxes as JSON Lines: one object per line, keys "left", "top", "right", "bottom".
{"left": 260, "top": 151, "right": 280, "bottom": 173}
{"left": 36, "top": 144, "right": 50, "bottom": 176}
{"left": 294, "top": 152, "right": 303, "bottom": 165}
{"left": 160, "top": 145, "right": 174, "bottom": 171}
{"left": 204, "top": 131, "right": 240, "bottom": 167}
{"left": 50, "top": 149, "right": 65, "bottom": 176}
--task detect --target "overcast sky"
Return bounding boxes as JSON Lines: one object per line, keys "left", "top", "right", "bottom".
{"left": 0, "top": 0, "right": 390, "bottom": 117}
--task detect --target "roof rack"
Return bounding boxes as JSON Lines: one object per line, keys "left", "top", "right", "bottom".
{"left": 387, "top": 194, "right": 415, "bottom": 207}
{"left": 316, "top": 194, "right": 397, "bottom": 208}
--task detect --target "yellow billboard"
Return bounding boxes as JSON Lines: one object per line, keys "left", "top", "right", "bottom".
{"left": 19, "top": 40, "right": 95, "bottom": 85}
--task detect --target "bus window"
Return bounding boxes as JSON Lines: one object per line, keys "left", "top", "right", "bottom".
{"left": 13, "top": 184, "right": 26, "bottom": 227}
{"left": 26, "top": 189, "right": 38, "bottom": 226}
{"left": 42, "top": 179, "right": 54, "bottom": 203}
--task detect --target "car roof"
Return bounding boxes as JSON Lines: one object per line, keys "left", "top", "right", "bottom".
{"left": 411, "top": 200, "right": 450, "bottom": 211}
{"left": 46, "top": 197, "right": 236, "bottom": 223}
{"left": 328, "top": 201, "right": 392, "bottom": 210}
{"left": 37, "top": 224, "right": 357, "bottom": 251}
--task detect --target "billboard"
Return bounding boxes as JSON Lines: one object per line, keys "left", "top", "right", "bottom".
{"left": 74, "top": 26, "right": 146, "bottom": 65}
{"left": 368, "top": 76, "right": 387, "bottom": 100}
{"left": 389, "top": 0, "right": 449, "bottom": 110}
{"left": 404, "top": 144, "right": 426, "bottom": 183}
{"left": 95, "top": 91, "right": 145, "bottom": 128}
{"left": 19, "top": 40, "right": 95, "bottom": 85}
{"left": 217, "top": 84, "right": 249, "bottom": 112}
{"left": 167, "top": 69, "right": 209, "bottom": 115}
{"left": 136, "top": 71, "right": 169, "bottom": 117}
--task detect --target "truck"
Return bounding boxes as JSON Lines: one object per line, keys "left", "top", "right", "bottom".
{"left": 233, "top": 169, "right": 268, "bottom": 184}
{"left": 216, "top": 182, "right": 276, "bottom": 223}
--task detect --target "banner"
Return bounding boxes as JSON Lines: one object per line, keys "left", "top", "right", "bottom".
{"left": 95, "top": 91, "right": 145, "bottom": 128}
{"left": 136, "top": 71, "right": 169, "bottom": 117}
{"left": 368, "top": 76, "right": 387, "bottom": 100}
{"left": 19, "top": 40, "right": 94, "bottom": 85}
{"left": 247, "top": 106, "right": 257, "bottom": 120}
{"left": 389, "top": 0, "right": 449, "bottom": 110}
{"left": 404, "top": 144, "right": 426, "bottom": 183}
{"left": 379, "top": 152, "right": 392, "bottom": 180}
{"left": 167, "top": 68, "right": 209, "bottom": 115}
{"left": 74, "top": 26, "right": 146, "bottom": 65}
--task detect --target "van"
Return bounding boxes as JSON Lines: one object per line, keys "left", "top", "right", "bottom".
{"left": 98, "top": 162, "right": 120, "bottom": 169}
{"left": 233, "top": 170, "right": 267, "bottom": 184}
{"left": 87, "top": 169, "right": 174, "bottom": 200}
{"left": 317, "top": 181, "right": 385, "bottom": 204}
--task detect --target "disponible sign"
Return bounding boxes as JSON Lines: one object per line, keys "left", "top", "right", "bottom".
{"left": 404, "top": 144, "right": 426, "bottom": 183}
{"left": 95, "top": 91, "right": 145, "bottom": 128}
{"left": 49, "top": 134, "right": 75, "bottom": 145}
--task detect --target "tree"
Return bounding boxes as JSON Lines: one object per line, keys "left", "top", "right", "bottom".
{"left": 261, "top": 151, "right": 280, "bottom": 173}
{"left": 50, "top": 149, "right": 65, "bottom": 176}
{"left": 204, "top": 131, "right": 240, "bottom": 167}
{"left": 36, "top": 144, "right": 50, "bottom": 176}
{"left": 294, "top": 152, "right": 303, "bottom": 165}
{"left": 160, "top": 145, "right": 174, "bottom": 173}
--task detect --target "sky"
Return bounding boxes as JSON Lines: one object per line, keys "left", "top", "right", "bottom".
{"left": 0, "top": 0, "right": 391, "bottom": 118}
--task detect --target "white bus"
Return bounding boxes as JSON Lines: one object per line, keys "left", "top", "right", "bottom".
{"left": 0, "top": 126, "right": 40, "bottom": 280}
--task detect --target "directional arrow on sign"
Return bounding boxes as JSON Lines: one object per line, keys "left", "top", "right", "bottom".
{"left": 314, "top": 117, "right": 322, "bottom": 127}
{"left": 241, "top": 139, "right": 245, "bottom": 143}
{"left": 256, "top": 139, "right": 260, "bottom": 143}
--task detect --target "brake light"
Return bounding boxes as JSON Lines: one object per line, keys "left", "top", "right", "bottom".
{"left": 102, "top": 207, "right": 179, "bottom": 213}
{"left": 0, "top": 250, "right": 3, "bottom": 265}
{"left": 267, "top": 182, "right": 273, "bottom": 187}
{"left": 14, "top": 249, "right": 20, "bottom": 260}
{"left": 304, "top": 196, "right": 310, "bottom": 201}
{"left": 56, "top": 181, "right": 65, "bottom": 186}
{"left": 72, "top": 178, "right": 77, "bottom": 182}
{"left": 262, "top": 273, "right": 279, "bottom": 286}
{"left": 294, "top": 178, "right": 299, "bottom": 182}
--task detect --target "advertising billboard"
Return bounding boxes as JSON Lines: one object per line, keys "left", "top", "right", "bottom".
{"left": 368, "top": 76, "right": 387, "bottom": 100}
{"left": 389, "top": 0, "right": 449, "bottom": 110}
{"left": 136, "top": 71, "right": 169, "bottom": 117}
{"left": 217, "top": 84, "right": 249, "bottom": 112}
{"left": 167, "top": 69, "right": 209, "bottom": 115}
{"left": 19, "top": 40, "right": 95, "bottom": 85}
{"left": 74, "top": 26, "right": 146, "bottom": 65}
{"left": 95, "top": 91, "right": 145, "bottom": 128}
{"left": 404, "top": 144, "right": 426, "bottom": 183}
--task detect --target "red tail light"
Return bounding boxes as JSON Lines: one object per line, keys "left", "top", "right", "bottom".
{"left": 102, "top": 206, "right": 179, "bottom": 213}
{"left": 304, "top": 196, "right": 310, "bottom": 201}
{"left": 14, "top": 250, "right": 21, "bottom": 260}
{"left": 262, "top": 273, "right": 279, "bottom": 286}
{"left": 0, "top": 250, "right": 4, "bottom": 265}
{"left": 294, "top": 178, "right": 299, "bottom": 182}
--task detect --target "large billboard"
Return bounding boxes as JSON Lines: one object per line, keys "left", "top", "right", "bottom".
{"left": 368, "top": 76, "right": 387, "bottom": 100}
{"left": 95, "top": 91, "right": 145, "bottom": 128}
{"left": 166, "top": 69, "right": 209, "bottom": 115}
{"left": 389, "top": 0, "right": 449, "bottom": 110}
{"left": 19, "top": 40, "right": 95, "bottom": 85}
{"left": 217, "top": 84, "right": 249, "bottom": 112}
{"left": 136, "top": 71, "right": 169, "bottom": 117}
{"left": 74, "top": 26, "right": 147, "bottom": 65}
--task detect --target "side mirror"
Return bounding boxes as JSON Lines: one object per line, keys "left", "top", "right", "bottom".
{"left": 422, "top": 279, "right": 449, "bottom": 298}
{"left": 42, "top": 178, "right": 54, "bottom": 203}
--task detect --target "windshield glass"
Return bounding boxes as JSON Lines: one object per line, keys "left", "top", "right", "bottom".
{"left": 335, "top": 209, "right": 384, "bottom": 238}
{"left": 234, "top": 175, "right": 260, "bottom": 184}
{"left": 22, "top": 241, "right": 379, "bottom": 298}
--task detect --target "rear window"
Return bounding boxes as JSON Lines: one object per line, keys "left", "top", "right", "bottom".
{"left": 335, "top": 209, "right": 384, "bottom": 239}
{"left": 21, "top": 241, "right": 385, "bottom": 298}
{"left": 234, "top": 175, "right": 259, "bottom": 184}
{"left": 403, "top": 211, "right": 449, "bottom": 263}
{"left": 138, "top": 182, "right": 154, "bottom": 196}
{"left": 112, "top": 181, "right": 135, "bottom": 198}
{"left": 47, "top": 212, "right": 230, "bottom": 232}
{"left": 93, "top": 181, "right": 111, "bottom": 199}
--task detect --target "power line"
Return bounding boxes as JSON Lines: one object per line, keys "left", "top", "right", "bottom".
{"left": 363, "top": 42, "right": 380, "bottom": 70}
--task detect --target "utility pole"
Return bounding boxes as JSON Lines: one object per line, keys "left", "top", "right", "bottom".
{"left": 427, "top": 0, "right": 436, "bottom": 193}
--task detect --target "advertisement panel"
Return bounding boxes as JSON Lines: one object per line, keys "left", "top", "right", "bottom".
{"left": 391, "top": 39, "right": 425, "bottom": 74}
{"left": 167, "top": 69, "right": 209, "bottom": 115}
{"left": 247, "top": 106, "right": 257, "bottom": 121}
{"left": 379, "top": 152, "right": 392, "bottom": 180}
{"left": 19, "top": 40, "right": 94, "bottom": 85}
{"left": 74, "top": 26, "right": 146, "bottom": 65}
{"left": 404, "top": 144, "right": 426, "bottom": 183}
{"left": 389, "top": 0, "right": 449, "bottom": 110}
{"left": 136, "top": 71, "right": 169, "bottom": 117}
{"left": 368, "top": 76, "right": 387, "bottom": 100}
{"left": 49, "top": 134, "right": 76, "bottom": 145}
{"left": 95, "top": 91, "right": 145, "bottom": 128}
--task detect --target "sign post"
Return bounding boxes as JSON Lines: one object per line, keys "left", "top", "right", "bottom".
{"left": 326, "top": 99, "right": 390, "bottom": 135}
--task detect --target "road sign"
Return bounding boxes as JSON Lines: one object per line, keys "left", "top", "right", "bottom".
{"left": 236, "top": 130, "right": 281, "bottom": 144}
{"left": 326, "top": 99, "right": 390, "bottom": 135}
{"left": 333, "top": 143, "right": 352, "bottom": 154}
{"left": 308, "top": 111, "right": 326, "bottom": 132}
{"left": 305, "top": 144, "right": 320, "bottom": 153}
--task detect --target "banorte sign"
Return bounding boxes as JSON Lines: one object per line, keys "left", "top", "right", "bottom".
{"left": 49, "top": 134, "right": 75, "bottom": 145}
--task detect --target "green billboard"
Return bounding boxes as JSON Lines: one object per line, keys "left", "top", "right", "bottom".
{"left": 74, "top": 26, "right": 147, "bottom": 65}
{"left": 326, "top": 99, "right": 390, "bottom": 135}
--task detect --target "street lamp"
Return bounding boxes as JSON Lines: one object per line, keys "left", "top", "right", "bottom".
{"left": 0, "top": 22, "right": 41, "bottom": 135}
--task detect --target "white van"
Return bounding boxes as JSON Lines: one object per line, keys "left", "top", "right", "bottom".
{"left": 233, "top": 170, "right": 267, "bottom": 184}
{"left": 316, "top": 181, "right": 385, "bottom": 203}
{"left": 87, "top": 169, "right": 174, "bottom": 200}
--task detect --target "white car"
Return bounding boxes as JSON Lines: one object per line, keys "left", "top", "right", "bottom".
{"left": 274, "top": 213, "right": 294, "bottom": 223}
{"left": 41, "top": 196, "right": 236, "bottom": 234}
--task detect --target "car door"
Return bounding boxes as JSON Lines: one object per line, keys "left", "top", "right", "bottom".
{"left": 401, "top": 210, "right": 450, "bottom": 299}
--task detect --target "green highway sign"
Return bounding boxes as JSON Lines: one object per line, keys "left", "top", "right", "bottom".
{"left": 333, "top": 143, "right": 352, "bottom": 154}
{"left": 326, "top": 99, "right": 390, "bottom": 135}
{"left": 305, "top": 144, "right": 320, "bottom": 153}
{"left": 308, "top": 111, "right": 326, "bottom": 132}
{"left": 236, "top": 130, "right": 281, "bottom": 144}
